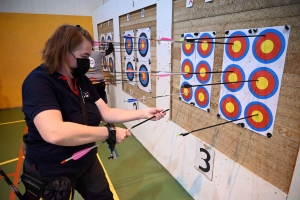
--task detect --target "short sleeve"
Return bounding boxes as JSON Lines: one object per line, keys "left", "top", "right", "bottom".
{"left": 22, "top": 73, "right": 61, "bottom": 121}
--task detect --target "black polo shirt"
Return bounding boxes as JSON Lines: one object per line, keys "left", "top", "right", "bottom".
{"left": 22, "top": 64, "right": 101, "bottom": 177}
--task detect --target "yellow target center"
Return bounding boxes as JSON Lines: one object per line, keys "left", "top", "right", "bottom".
{"left": 141, "top": 41, "right": 145, "bottom": 49}
{"left": 127, "top": 42, "right": 131, "bottom": 48}
{"left": 256, "top": 77, "right": 268, "bottom": 90}
{"left": 198, "top": 93, "right": 204, "bottom": 102}
{"left": 252, "top": 111, "right": 263, "bottom": 123}
{"left": 200, "top": 68, "right": 206, "bottom": 77}
{"left": 201, "top": 41, "right": 208, "bottom": 51}
{"left": 226, "top": 102, "right": 235, "bottom": 113}
{"left": 261, "top": 40, "right": 274, "bottom": 54}
{"left": 228, "top": 73, "right": 238, "bottom": 82}
{"left": 232, "top": 41, "right": 242, "bottom": 53}
{"left": 184, "top": 65, "right": 190, "bottom": 73}
{"left": 142, "top": 72, "right": 146, "bottom": 80}
{"left": 185, "top": 43, "right": 191, "bottom": 50}
{"left": 183, "top": 88, "right": 189, "bottom": 95}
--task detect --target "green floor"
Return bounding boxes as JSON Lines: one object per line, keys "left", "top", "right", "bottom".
{"left": 0, "top": 107, "right": 193, "bottom": 200}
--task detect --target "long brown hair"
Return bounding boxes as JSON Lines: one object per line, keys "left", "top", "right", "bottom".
{"left": 42, "top": 24, "right": 93, "bottom": 74}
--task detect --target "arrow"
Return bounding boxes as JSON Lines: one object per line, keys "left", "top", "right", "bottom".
{"left": 182, "top": 80, "right": 258, "bottom": 88}
{"left": 127, "top": 109, "right": 170, "bottom": 131}
{"left": 184, "top": 34, "right": 266, "bottom": 42}
{"left": 178, "top": 114, "right": 258, "bottom": 136}
{"left": 120, "top": 34, "right": 156, "bottom": 42}
{"left": 61, "top": 109, "right": 169, "bottom": 164}
{"left": 124, "top": 93, "right": 188, "bottom": 102}
{"left": 150, "top": 71, "right": 233, "bottom": 77}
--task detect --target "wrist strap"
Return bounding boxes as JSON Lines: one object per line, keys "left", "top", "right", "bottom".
{"left": 105, "top": 123, "right": 116, "bottom": 145}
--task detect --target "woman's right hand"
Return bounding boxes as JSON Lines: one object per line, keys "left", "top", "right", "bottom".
{"left": 115, "top": 127, "right": 131, "bottom": 143}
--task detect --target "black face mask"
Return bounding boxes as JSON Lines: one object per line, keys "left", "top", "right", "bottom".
{"left": 70, "top": 52, "right": 90, "bottom": 78}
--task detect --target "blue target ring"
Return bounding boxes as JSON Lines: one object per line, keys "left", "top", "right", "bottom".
{"left": 181, "top": 59, "right": 194, "bottom": 80}
{"left": 194, "top": 86, "right": 209, "bottom": 108}
{"left": 197, "top": 33, "right": 214, "bottom": 58}
{"left": 139, "top": 64, "right": 149, "bottom": 87}
{"left": 248, "top": 67, "right": 279, "bottom": 99}
{"left": 138, "top": 32, "right": 149, "bottom": 57}
{"left": 125, "top": 36, "right": 133, "bottom": 55}
{"left": 244, "top": 101, "right": 273, "bottom": 132}
{"left": 180, "top": 81, "right": 193, "bottom": 102}
{"left": 225, "top": 31, "right": 250, "bottom": 61}
{"left": 182, "top": 34, "right": 195, "bottom": 57}
{"left": 109, "top": 57, "right": 114, "bottom": 72}
{"left": 220, "top": 94, "right": 242, "bottom": 120}
{"left": 252, "top": 29, "right": 285, "bottom": 64}
{"left": 222, "top": 64, "right": 245, "bottom": 92}
{"left": 126, "top": 61, "right": 134, "bottom": 81}
{"left": 195, "top": 60, "right": 212, "bottom": 84}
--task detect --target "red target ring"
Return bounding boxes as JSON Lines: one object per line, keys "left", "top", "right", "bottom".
{"left": 244, "top": 102, "right": 273, "bottom": 132}
{"left": 180, "top": 82, "right": 193, "bottom": 102}
{"left": 181, "top": 59, "right": 194, "bottom": 80}
{"left": 225, "top": 31, "right": 250, "bottom": 61}
{"left": 248, "top": 67, "right": 279, "bottom": 99}
{"left": 195, "top": 60, "right": 211, "bottom": 84}
{"left": 222, "top": 64, "right": 245, "bottom": 92}
{"left": 194, "top": 86, "right": 209, "bottom": 108}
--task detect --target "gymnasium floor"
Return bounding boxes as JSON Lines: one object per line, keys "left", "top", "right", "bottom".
{"left": 0, "top": 107, "right": 193, "bottom": 200}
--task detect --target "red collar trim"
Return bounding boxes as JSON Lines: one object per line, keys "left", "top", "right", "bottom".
{"left": 58, "top": 75, "right": 79, "bottom": 96}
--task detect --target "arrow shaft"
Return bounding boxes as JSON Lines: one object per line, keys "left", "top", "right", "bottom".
{"left": 181, "top": 114, "right": 258, "bottom": 136}
{"left": 183, "top": 79, "right": 257, "bottom": 88}
{"left": 128, "top": 109, "right": 170, "bottom": 131}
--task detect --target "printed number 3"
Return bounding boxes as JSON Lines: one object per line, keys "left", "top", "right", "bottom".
{"left": 198, "top": 148, "right": 210, "bottom": 173}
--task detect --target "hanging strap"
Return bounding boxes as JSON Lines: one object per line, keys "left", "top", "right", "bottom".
{"left": 78, "top": 86, "right": 88, "bottom": 125}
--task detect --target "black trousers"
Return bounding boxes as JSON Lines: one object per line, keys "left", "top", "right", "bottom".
{"left": 23, "top": 157, "right": 113, "bottom": 200}
{"left": 93, "top": 81, "right": 107, "bottom": 104}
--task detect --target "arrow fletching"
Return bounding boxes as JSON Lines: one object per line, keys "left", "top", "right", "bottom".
{"left": 61, "top": 141, "right": 106, "bottom": 164}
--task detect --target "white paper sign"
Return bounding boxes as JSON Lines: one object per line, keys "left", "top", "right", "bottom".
{"left": 194, "top": 138, "right": 215, "bottom": 181}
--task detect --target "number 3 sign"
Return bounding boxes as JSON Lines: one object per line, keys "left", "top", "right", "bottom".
{"left": 194, "top": 139, "right": 215, "bottom": 181}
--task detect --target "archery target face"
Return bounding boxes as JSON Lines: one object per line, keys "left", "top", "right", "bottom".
{"left": 125, "top": 36, "right": 134, "bottom": 55}
{"left": 182, "top": 34, "right": 195, "bottom": 57}
{"left": 195, "top": 60, "right": 212, "bottom": 84}
{"left": 103, "top": 57, "right": 107, "bottom": 69}
{"left": 219, "top": 26, "right": 290, "bottom": 136}
{"left": 197, "top": 33, "right": 214, "bottom": 58}
{"left": 244, "top": 101, "right": 273, "bottom": 132}
{"left": 252, "top": 29, "right": 285, "bottom": 64}
{"left": 138, "top": 64, "right": 149, "bottom": 87}
{"left": 100, "top": 36, "right": 106, "bottom": 50}
{"left": 126, "top": 61, "right": 135, "bottom": 81}
{"left": 180, "top": 82, "right": 193, "bottom": 102}
{"left": 138, "top": 32, "right": 149, "bottom": 57}
{"left": 225, "top": 31, "right": 250, "bottom": 61}
{"left": 220, "top": 94, "right": 242, "bottom": 120}
{"left": 109, "top": 57, "right": 114, "bottom": 72}
{"left": 181, "top": 59, "right": 194, "bottom": 80}
{"left": 248, "top": 67, "right": 279, "bottom": 99}
{"left": 222, "top": 64, "right": 246, "bottom": 92}
{"left": 194, "top": 86, "right": 209, "bottom": 108}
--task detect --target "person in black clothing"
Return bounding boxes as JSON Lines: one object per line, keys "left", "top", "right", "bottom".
{"left": 21, "top": 24, "right": 166, "bottom": 200}
{"left": 86, "top": 41, "right": 114, "bottom": 103}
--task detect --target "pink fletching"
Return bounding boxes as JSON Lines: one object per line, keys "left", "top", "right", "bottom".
{"left": 72, "top": 147, "right": 92, "bottom": 160}
{"left": 157, "top": 73, "right": 172, "bottom": 77}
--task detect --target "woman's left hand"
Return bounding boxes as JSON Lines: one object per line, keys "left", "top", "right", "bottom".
{"left": 144, "top": 108, "right": 167, "bottom": 121}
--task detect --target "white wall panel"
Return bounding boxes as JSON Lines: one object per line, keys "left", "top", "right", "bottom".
{"left": 0, "top": 0, "right": 108, "bottom": 16}
{"left": 92, "top": 1, "right": 298, "bottom": 199}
